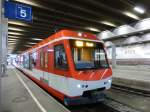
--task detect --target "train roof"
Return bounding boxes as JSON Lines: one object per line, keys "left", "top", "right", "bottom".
{"left": 22, "top": 29, "right": 100, "bottom": 54}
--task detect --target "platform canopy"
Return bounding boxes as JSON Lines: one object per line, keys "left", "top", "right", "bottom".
{"left": 7, "top": 0, "right": 150, "bottom": 53}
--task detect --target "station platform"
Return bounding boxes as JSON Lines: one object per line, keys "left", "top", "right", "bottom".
{"left": 1, "top": 66, "right": 70, "bottom": 112}
{"left": 112, "top": 65, "right": 150, "bottom": 91}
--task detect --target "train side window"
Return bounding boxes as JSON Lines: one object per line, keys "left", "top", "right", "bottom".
{"left": 45, "top": 52, "right": 48, "bottom": 68}
{"left": 32, "top": 51, "right": 37, "bottom": 67}
{"left": 40, "top": 49, "right": 44, "bottom": 68}
{"left": 23, "top": 54, "right": 29, "bottom": 69}
{"left": 29, "top": 54, "right": 33, "bottom": 70}
{"left": 54, "top": 44, "right": 68, "bottom": 70}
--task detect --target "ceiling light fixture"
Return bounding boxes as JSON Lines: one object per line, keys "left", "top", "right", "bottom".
{"left": 8, "top": 36, "right": 20, "bottom": 38}
{"left": 101, "top": 21, "right": 116, "bottom": 27}
{"left": 8, "top": 32, "right": 23, "bottom": 35}
{"left": 86, "top": 27, "right": 100, "bottom": 32}
{"left": 8, "top": 43, "right": 16, "bottom": 44}
{"left": 8, "top": 27, "right": 25, "bottom": 31}
{"left": 8, "top": 21, "right": 29, "bottom": 26}
{"left": 28, "top": 42, "right": 37, "bottom": 45}
{"left": 31, "top": 38, "right": 43, "bottom": 41}
{"left": 134, "top": 6, "right": 145, "bottom": 14}
{"left": 123, "top": 11, "right": 140, "bottom": 20}
{"left": 8, "top": 41, "right": 17, "bottom": 43}
{"left": 24, "top": 45, "right": 32, "bottom": 47}
{"left": 14, "top": 0, "right": 42, "bottom": 7}
{"left": 8, "top": 38, "right": 18, "bottom": 40}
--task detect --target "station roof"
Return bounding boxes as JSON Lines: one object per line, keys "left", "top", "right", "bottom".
{"left": 8, "top": 0, "right": 150, "bottom": 53}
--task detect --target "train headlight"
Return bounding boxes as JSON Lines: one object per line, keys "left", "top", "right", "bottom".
{"left": 104, "top": 79, "right": 112, "bottom": 85}
{"left": 77, "top": 84, "right": 81, "bottom": 88}
{"left": 108, "top": 79, "right": 112, "bottom": 83}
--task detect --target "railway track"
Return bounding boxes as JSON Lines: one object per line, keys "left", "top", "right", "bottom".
{"left": 68, "top": 103, "right": 117, "bottom": 112}
{"left": 112, "top": 84, "right": 150, "bottom": 97}
{"left": 68, "top": 97, "right": 141, "bottom": 112}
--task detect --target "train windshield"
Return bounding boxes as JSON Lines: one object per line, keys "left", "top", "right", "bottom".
{"left": 70, "top": 40, "right": 109, "bottom": 70}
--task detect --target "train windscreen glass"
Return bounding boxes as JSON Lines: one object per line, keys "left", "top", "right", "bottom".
{"left": 70, "top": 40, "right": 109, "bottom": 70}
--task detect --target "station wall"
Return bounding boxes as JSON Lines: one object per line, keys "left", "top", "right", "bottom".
{"left": 107, "top": 43, "right": 150, "bottom": 65}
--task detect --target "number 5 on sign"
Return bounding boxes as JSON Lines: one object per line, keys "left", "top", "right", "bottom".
{"left": 16, "top": 4, "right": 32, "bottom": 21}
{"left": 18, "top": 7, "right": 27, "bottom": 18}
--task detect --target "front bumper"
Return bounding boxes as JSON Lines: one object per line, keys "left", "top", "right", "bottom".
{"left": 64, "top": 92, "right": 105, "bottom": 105}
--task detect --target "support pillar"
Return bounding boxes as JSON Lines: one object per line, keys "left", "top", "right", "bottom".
{"left": 112, "top": 44, "right": 116, "bottom": 68}
{"left": 0, "top": 0, "right": 8, "bottom": 111}
{"left": 0, "top": 0, "right": 2, "bottom": 110}
{"left": 0, "top": 0, "right": 7, "bottom": 76}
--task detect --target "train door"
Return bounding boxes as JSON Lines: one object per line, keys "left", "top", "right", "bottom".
{"left": 39, "top": 48, "right": 45, "bottom": 82}
{"left": 29, "top": 53, "right": 33, "bottom": 70}
{"left": 52, "top": 40, "right": 69, "bottom": 94}
{"left": 46, "top": 44, "right": 53, "bottom": 87}
{"left": 23, "top": 53, "right": 30, "bottom": 69}
{"left": 42, "top": 46, "right": 49, "bottom": 84}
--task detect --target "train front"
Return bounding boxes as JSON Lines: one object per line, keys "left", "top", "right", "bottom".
{"left": 64, "top": 39, "right": 112, "bottom": 105}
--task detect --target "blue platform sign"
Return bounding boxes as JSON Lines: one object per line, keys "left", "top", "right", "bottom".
{"left": 4, "top": 1, "right": 32, "bottom": 22}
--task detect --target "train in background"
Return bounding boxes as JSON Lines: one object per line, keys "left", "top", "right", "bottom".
{"left": 17, "top": 30, "right": 112, "bottom": 105}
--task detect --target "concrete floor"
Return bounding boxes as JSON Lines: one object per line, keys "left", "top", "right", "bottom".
{"left": 1, "top": 66, "right": 70, "bottom": 112}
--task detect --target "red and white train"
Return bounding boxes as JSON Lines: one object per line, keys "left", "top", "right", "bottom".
{"left": 17, "top": 30, "right": 112, "bottom": 105}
